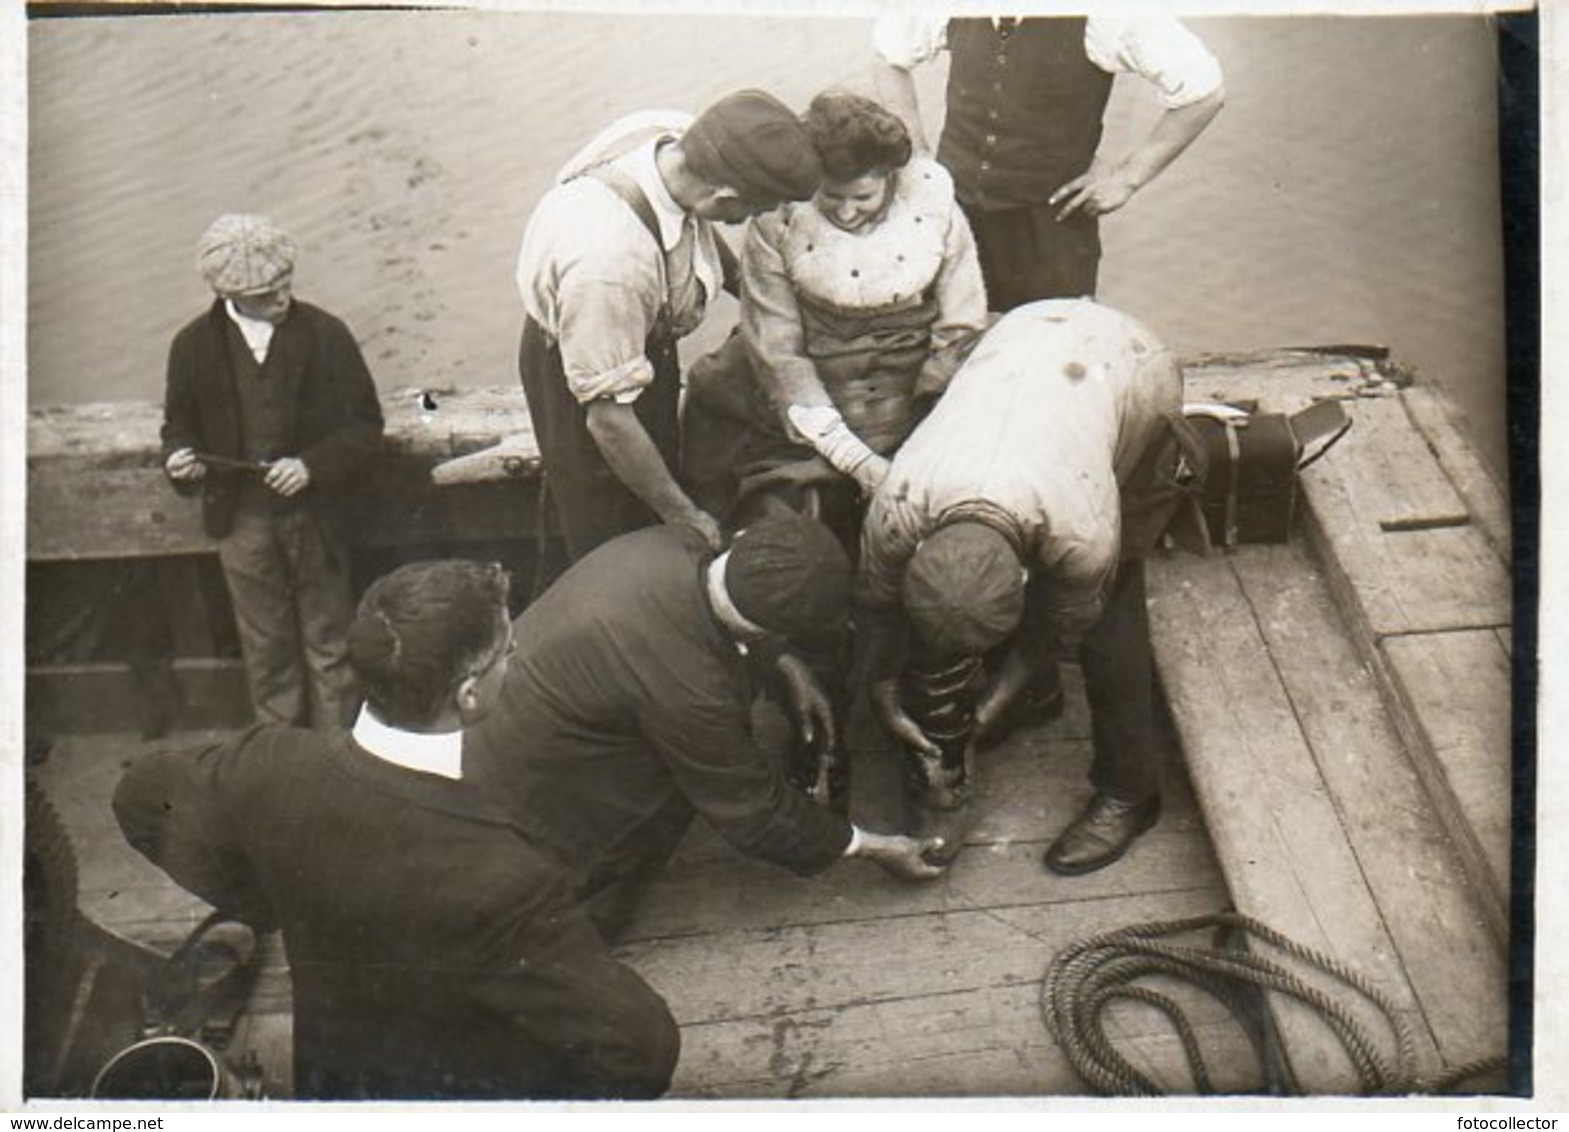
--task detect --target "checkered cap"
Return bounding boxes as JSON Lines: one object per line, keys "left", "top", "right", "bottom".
{"left": 196, "top": 214, "right": 296, "bottom": 296}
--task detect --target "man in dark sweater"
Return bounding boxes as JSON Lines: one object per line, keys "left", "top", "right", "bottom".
{"left": 464, "top": 513, "right": 945, "bottom": 942}
{"left": 114, "top": 561, "right": 679, "bottom": 1100}
{"left": 161, "top": 213, "right": 384, "bottom": 727}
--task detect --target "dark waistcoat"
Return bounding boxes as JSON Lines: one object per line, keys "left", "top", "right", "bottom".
{"left": 938, "top": 18, "right": 1114, "bottom": 210}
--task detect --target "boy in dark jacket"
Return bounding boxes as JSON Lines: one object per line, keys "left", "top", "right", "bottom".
{"left": 162, "top": 214, "right": 383, "bottom": 727}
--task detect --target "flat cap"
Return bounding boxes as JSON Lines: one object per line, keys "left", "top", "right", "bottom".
{"left": 683, "top": 89, "right": 821, "bottom": 205}
{"left": 903, "top": 521, "right": 1026, "bottom": 659}
{"left": 726, "top": 512, "right": 850, "bottom": 639}
{"left": 196, "top": 213, "right": 296, "bottom": 296}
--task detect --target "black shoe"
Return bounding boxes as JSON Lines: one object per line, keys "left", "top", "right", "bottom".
{"left": 1043, "top": 792, "right": 1160, "bottom": 876}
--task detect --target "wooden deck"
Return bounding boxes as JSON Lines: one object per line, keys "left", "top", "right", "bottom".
{"left": 30, "top": 668, "right": 1253, "bottom": 1100}
{"left": 24, "top": 346, "right": 1515, "bottom": 1098}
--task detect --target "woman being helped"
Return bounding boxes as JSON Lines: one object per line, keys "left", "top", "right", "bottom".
{"left": 684, "top": 88, "right": 988, "bottom": 525}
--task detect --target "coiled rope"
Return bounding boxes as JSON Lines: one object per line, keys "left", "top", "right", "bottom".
{"left": 1041, "top": 911, "right": 1505, "bottom": 1096}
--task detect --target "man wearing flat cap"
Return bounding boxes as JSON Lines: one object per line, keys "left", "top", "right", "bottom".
{"left": 464, "top": 513, "right": 944, "bottom": 943}
{"left": 856, "top": 299, "right": 1202, "bottom": 875}
{"left": 162, "top": 213, "right": 384, "bottom": 728}
{"left": 515, "top": 89, "right": 822, "bottom": 566}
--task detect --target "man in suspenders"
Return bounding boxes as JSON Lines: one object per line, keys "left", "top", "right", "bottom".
{"left": 514, "top": 90, "right": 822, "bottom": 564}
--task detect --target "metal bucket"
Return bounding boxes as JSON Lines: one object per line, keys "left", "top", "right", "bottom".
{"left": 91, "top": 1036, "right": 234, "bottom": 1100}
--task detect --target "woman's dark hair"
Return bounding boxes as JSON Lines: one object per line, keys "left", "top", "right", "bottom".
{"left": 803, "top": 89, "right": 913, "bottom": 181}
{"left": 346, "top": 561, "right": 511, "bottom": 728}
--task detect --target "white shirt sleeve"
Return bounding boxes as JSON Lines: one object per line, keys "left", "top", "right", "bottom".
{"left": 872, "top": 12, "right": 950, "bottom": 69}
{"left": 1084, "top": 16, "right": 1225, "bottom": 109}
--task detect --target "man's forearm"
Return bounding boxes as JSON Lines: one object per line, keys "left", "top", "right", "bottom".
{"left": 1116, "top": 89, "right": 1224, "bottom": 194}
{"left": 584, "top": 400, "right": 706, "bottom": 525}
{"left": 870, "top": 60, "right": 930, "bottom": 151}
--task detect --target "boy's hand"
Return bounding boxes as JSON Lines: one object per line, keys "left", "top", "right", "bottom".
{"left": 165, "top": 448, "right": 207, "bottom": 482}
{"left": 264, "top": 457, "right": 311, "bottom": 497}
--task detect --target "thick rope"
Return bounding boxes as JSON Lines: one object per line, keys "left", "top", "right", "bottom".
{"left": 1041, "top": 911, "right": 1505, "bottom": 1096}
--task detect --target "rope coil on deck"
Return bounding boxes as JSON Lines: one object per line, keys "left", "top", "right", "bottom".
{"left": 1041, "top": 911, "right": 1503, "bottom": 1096}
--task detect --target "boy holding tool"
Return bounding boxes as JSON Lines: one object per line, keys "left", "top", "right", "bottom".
{"left": 162, "top": 213, "right": 384, "bottom": 727}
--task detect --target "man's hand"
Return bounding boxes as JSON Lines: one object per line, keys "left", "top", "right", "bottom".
{"left": 669, "top": 507, "right": 724, "bottom": 552}
{"left": 852, "top": 830, "right": 948, "bottom": 880}
{"left": 869, "top": 677, "right": 939, "bottom": 758}
{"left": 263, "top": 457, "right": 311, "bottom": 497}
{"left": 165, "top": 447, "right": 207, "bottom": 482}
{"left": 775, "top": 653, "right": 835, "bottom": 755}
{"left": 970, "top": 644, "right": 1033, "bottom": 749}
{"left": 1049, "top": 160, "right": 1138, "bottom": 222}
{"left": 850, "top": 452, "right": 891, "bottom": 496}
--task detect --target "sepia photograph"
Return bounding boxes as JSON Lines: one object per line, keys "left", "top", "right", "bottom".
{"left": 8, "top": 0, "right": 1551, "bottom": 1113}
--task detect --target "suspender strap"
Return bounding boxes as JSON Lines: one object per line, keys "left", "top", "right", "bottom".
{"left": 586, "top": 163, "right": 663, "bottom": 248}
{"left": 583, "top": 163, "right": 673, "bottom": 335}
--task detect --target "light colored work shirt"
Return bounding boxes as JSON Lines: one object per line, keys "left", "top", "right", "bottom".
{"left": 515, "top": 112, "right": 725, "bottom": 406}
{"left": 857, "top": 299, "right": 1180, "bottom": 643}
{"left": 873, "top": 14, "right": 1225, "bottom": 109}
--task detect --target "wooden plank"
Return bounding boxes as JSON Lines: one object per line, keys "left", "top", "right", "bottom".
{"left": 624, "top": 885, "right": 1223, "bottom": 1029}
{"left": 1300, "top": 465, "right": 1511, "bottom": 637}
{"left": 27, "top": 659, "right": 254, "bottom": 735}
{"left": 1327, "top": 397, "right": 1473, "bottom": 530}
{"left": 1381, "top": 631, "right": 1513, "bottom": 931}
{"left": 1230, "top": 544, "right": 1507, "bottom": 1069}
{"left": 26, "top": 463, "right": 543, "bottom": 560}
{"left": 26, "top": 386, "right": 538, "bottom": 465}
{"left": 1179, "top": 351, "right": 1396, "bottom": 410}
{"left": 1401, "top": 384, "right": 1511, "bottom": 563}
{"left": 633, "top": 833, "right": 1223, "bottom": 943}
{"left": 668, "top": 988, "right": 1262, "bottom": 1098}
{"left": 643, "top": 688, "right": 1220, "bottom": 939}
{"left": 28, "top": 467, "right": 210, "bottom": 560}
{"left": 1146, "top": 550, "right": 1429, "bottom": 1091}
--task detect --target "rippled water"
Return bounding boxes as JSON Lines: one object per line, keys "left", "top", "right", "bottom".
{"left": 27, "top": 9, "right": 1508, "bottom": 471}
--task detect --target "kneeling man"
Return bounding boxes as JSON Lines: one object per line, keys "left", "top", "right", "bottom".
{"left": 464, "top": 513, "right": 944, "bottom": 943}
{"left": 116, "top": 561, "right": 678, "bottom": 1100}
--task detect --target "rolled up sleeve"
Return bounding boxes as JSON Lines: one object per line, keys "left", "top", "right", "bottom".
{"left": 556, "top": 275, "right": 661, "bottom": 405}
{"left": 872, "top": 12, "right": 950, "bottom": 69}
{"left": 518, "top": 185, "right": 664, "bottom": 406}
{"left": 1086, "top": 17, "right": 1225, "bottom": 109}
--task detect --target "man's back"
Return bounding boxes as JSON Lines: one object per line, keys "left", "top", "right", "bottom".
{"left": 467, "top": 526, "right": 747, "bottom": 859}
{"left": 115, "top": 725, "right": 676, "bottom": 1100}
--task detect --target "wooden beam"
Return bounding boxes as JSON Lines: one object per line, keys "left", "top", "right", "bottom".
{"left": 1380, "top": 630, "right": 1513, "bottom": 937}
{"left": 1229, "top": 544, "right": 1507, "bottom": 1068}
{"left": 1400, "top": 384, "right": 1511, "bottom": 564}
{"left": 27, "top": 659, "right": 253, "bottom": 735}
{"left": 1147, "top": 550, "right": 1435, "bottom": 1091}
{"left": 1299, "top": 425, "right": 1510, "bottom": 639}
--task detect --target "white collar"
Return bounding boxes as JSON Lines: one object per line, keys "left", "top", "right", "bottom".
{"left": 706, "top": 551, "right": 765, "bottom": 656}
{"left": 618, "top": 137, "right": 688, "bottom": 253}
{"left": 224, "top": 299, "right": 278, "bottom": 358}
{"left": 351, "top": 704, "right": 464, "bottom": 781}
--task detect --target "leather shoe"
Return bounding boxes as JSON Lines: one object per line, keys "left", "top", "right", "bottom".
{"left": 1043, "top": 792, "right": 1160, "bottom": 876}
